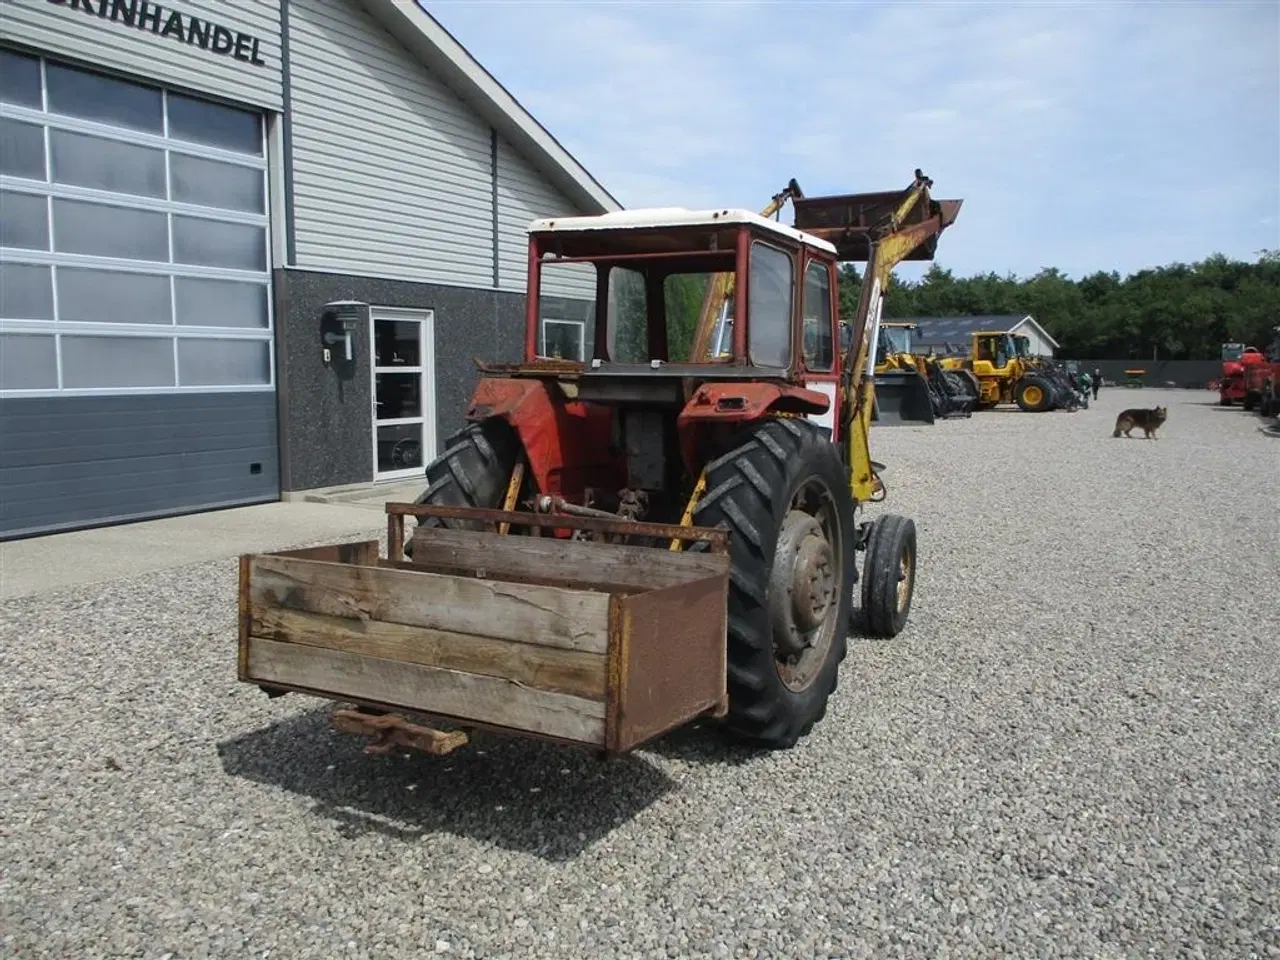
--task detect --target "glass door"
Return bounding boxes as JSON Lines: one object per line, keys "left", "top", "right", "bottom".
{"left": 370, "top": 307, "right": 436, "bottom": 481}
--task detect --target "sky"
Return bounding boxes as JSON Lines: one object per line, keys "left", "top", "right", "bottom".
{"left": 425, "top": 0, "right": 1279, "bottom": 283}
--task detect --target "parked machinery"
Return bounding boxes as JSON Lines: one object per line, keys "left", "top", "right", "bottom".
{"left": 236, "top": 170, "right": 963, "bottom": 756}
{"left": 1239, "top": 330, "right": 1280, "bottom": 415}
{"left": 1012, "top": 335, "right": 1083, "bottom": 411}
{"left": 1219, "top": 342, "right": 1264, "bottom": 407}
{"left": 868, "top": 321, "right": 978, "bottom": 422}
{"left": 937, "top": 330, "right": 1074, "bottom": 412}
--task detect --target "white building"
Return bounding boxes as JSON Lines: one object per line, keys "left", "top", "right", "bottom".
{"left": 904, "top": 313, "right": 1061, "bottom": 358}
{"left": 0, "top": 0, "right": 619, "bottom": 539}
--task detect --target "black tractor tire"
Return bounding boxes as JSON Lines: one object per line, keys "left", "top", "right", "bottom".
{"left": 859, "top": 514, "right": 917, "bottom": 638}
{"left": 1260, "top": 387, "right": 1277, "bottom": 418}
{"left": 953, "top": 369, "right": 984, "bottom": 405}
{"left": 942, "top": 370, "right": 977, "bottom": 415}
{"left": 692, "top": 418, "right": 856, "bottom": 749}
{"left": 926, "top": 377, "right": 948, "bottom": 418}
{"left": 1243, "top": 393, "right": 1257, "bottom": 412}
{"left": 1014, "top": 375, "right": 1054, "bottom": 412}
{"left": 405, "top": 418, "right": 521, "bottom": 555}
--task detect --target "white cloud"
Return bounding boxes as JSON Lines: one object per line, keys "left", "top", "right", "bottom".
{"left": 429, "top": 0, "right": 1280, "bottom": 278}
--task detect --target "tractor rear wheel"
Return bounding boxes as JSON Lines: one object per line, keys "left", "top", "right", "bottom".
{"left": 405, "top": 418, "right": 520, "bottom": 555}
{"left": 692, "top": 418, "right": 856, "bottom": 748}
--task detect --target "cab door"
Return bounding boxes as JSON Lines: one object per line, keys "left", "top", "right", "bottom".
{"left": 800, "top": 255, "right": 840, "bottom": 439}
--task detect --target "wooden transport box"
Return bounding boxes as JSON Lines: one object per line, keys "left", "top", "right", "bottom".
{"left": 237, "top": 515, "right": 732, "bottom": 755}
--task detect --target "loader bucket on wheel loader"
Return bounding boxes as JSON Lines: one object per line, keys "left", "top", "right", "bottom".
{"left": 872, "top": 370, "right": 936, "bottom": 425}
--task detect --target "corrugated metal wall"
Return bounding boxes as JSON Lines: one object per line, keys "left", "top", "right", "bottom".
{"left": 0, "top": 0, "right": 283, "bottom": 108}
{"left": 0, "top": 392, "right": 279, "bottom": 539}
{"left": 286, "top": 0, "right": 592, "bottom": 294}
{"left": 496, "top": 135, "right": 595, "bottom": 300}
{"left": 288, "top": 0, "right": 494, "bottom": 287}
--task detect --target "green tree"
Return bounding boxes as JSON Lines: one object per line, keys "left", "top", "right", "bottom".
{"left": 840, "top": 249, "right": 1280, "bottom": 360}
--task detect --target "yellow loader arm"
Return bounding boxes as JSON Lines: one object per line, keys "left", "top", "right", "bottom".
{"left": 792, "top": 170, "right": 963, "bottom": 501}
{"left": 688, "top": 178, "right": 806, "bottom": 362}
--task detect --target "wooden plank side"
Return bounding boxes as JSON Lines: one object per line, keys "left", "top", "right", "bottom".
{"left": 248, "top": 555, "right": 610, "bottom": 653}
{"left": 614, "top": 572, "right": 729, "bottom": 752}
{"left": 272, "top": 540, "right": 381, "bottom": 565}
{"left": 249, "top": 603, "right": 607, "bottom": 701}
{"left": 407, "top": 527, "right": 731, "bottom": 593}
{"left": 246, "top": 637, "right": 606, "bottom": 745}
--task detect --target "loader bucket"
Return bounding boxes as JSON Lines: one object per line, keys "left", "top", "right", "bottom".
{"left": 792, "top": 182, "right": 963, "bottom": 263}
{"left": 872, "top": 370, "right": 936, "bottom": 425}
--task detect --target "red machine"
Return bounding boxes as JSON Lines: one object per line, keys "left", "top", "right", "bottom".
{"left": 1218, "top": 342, "right": 1265, "bottom": 406}
{"left": 1246, "top": 329, "right": 1280, "bottom": 418}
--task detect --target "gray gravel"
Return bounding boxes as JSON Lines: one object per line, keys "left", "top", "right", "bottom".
{"left": 3, "top": 387, "right": 1278, "bottom": 959}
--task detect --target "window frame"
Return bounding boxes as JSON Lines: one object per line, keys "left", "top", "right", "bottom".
{"left": 746, "top": 238, "right": 796, "bottom": 369}
{"left": 800, "top": 255, "right": 835, "bottom": 373}
{"left": 539, "top": 317, "right": 587, "bottom": 362}
{"left": 0, "top": 47, "right": 273, "bottom": 398}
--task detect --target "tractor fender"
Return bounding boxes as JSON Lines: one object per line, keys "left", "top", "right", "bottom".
{"left": 676, "top": 381, "right": 835, "bottom": 485}
{"left": 677, "top": 382, "right": 831, "bottom": 427}
{"left": 464, "top": 376, "right": 620, "bottom": 497}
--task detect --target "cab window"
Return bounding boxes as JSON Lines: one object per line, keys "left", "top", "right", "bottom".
{"left": 747, "top": 241, "right": 793, "bottom": 367}
{"left": 801, "top": 259, "right": 833, "bottom": 371}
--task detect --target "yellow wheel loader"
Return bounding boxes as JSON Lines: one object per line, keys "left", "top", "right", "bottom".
{"left": 236, "top": 171, "right": 962, "bottom": 758}
{"left": 867, "top": 321, "right": 979, "bottom": 423}
{"left": 867, "top": 322, "right": 936, "bottom": 424}
{"left": 939, "top": 330, "right": 1067, "bottom": 412}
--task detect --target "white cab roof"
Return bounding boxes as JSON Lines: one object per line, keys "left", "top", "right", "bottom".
{"left": 529, "top": 207, "right": 838, "bottom": 255}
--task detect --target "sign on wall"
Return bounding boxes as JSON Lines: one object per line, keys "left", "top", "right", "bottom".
{"left": 46, "top": 0, "right": 267, "bottom": 67}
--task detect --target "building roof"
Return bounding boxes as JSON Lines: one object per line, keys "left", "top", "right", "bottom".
{"left": 896, "top": 313, "right": 1060, "bottom": 349}
{"left": 529, "top": 207, "right": 839, "bottom": 254}
{"left": 357, "top": 1, "right": 622, "bottom": 215}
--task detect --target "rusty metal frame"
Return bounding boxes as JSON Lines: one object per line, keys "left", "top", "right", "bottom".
{"left": 386, "top": 501, "right": 729, "bottom": 559}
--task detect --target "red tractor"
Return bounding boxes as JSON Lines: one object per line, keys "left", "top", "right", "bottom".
{"left": 235, "top": 171, "right": 966, "bottom": 760}
{"left": 1247, "top": 328, "right": 1280, "bottom": 418}
{"left": 1218, "top": 342, "right": 1267, "bottom": 407}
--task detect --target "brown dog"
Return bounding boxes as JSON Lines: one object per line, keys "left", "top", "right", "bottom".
{"left": 1113, "top": 405, "right": 1168, "bottom": 439}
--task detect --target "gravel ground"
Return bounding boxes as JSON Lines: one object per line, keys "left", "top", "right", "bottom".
{"left": 2, "top": 387, "right": 1277, "bottom": 960}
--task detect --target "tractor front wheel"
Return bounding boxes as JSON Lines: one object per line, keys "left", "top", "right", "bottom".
{"left": 858, "top": 514, "right": 917, "bottom": 638}
{"left": 692, "top": 418, "right": 856, "bottom": 749}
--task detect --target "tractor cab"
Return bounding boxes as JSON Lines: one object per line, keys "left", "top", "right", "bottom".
{"left": 522, "top": 208, "right": 843, "bottom": 402}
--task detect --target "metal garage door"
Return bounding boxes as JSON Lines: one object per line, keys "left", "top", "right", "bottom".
{"left": 0, "top": 46, "right": 278, "bottom": 540}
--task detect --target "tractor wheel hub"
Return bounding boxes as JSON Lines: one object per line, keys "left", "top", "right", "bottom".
{"left": 769, "top": 511, "right": 835, "bottom": 659}
{"left": 792, "top": 534, "right": 835, "bottom": 630}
